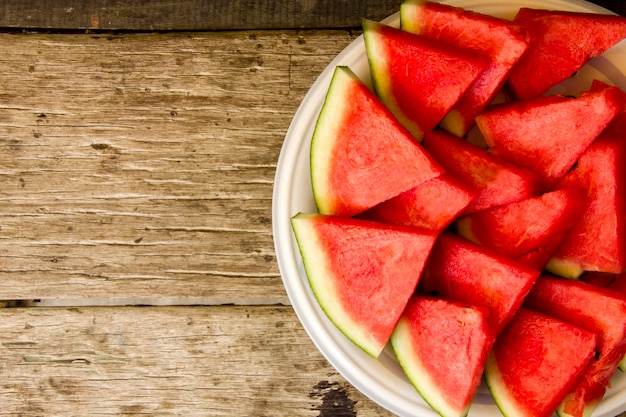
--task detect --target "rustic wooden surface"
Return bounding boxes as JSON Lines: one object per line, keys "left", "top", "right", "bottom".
{"left": 0, "top": 0, "right": 623, "bottom": 31}
{"left": 0, "top": 0, "right": 402, "bottom": 30}
{"left": 0, "top": 1, "right": 625, "bottom": 416}
{"left": 0, "top": 305, "right": 391, "bottom": 416}
{"left": 0, "top": 28, "right": 356, "bottom": 301}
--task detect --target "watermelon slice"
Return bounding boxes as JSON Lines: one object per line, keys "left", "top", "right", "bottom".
{"left": 455, "top": 188, "right": 586, "bottom": 259}
{"left": 400, "top": 0, "right": 529, "bottom": 137}
{"left": 475, "top": 85, "right": 624, "bottom": 188}
{"left": 546, "top": 112, "right": 626, "bottom": 278}
{"left": 420, "top": 233, "right": 540, "bottom": 335}
{"left": 579, "top": 271, "right": 626, "bottom": 372}
{"left": 363, "top": 19, "right": 487, "bottom": 141}
{"left": 485, "top": 308, "right": 597, "bottom": 417}
{"left": 422, "top": 130, "right": 541, "bottom": 214}
{"left": 290, "top": 213, "right": 438, "bottom": 358}
{"left": 357, "top": 173, "right": 476, "bottom": 231}
{"left": 508, "top": 8, "right": 626, "bottom": 100}
{"left": 524, "top": 276, "right": 626, "bottom": 417}
{"left": 581, "top": 272, "right": 626, "bottom": 375}
{"left": 391, "top": 295, "right": 493, "bottom": 417}
{"left": 310, "top": 66, "right": 444, "bottom": 217}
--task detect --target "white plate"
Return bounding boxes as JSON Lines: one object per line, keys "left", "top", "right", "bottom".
{"left": 272, "top": 1, "right": 626, "bottom": 416}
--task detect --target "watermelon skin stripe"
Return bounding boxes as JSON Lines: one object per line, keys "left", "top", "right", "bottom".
{"left": 400, "top": 0, "right": 529, "bottom": 137}
{"left": 393, "top": 318, "right": 465, "bottom": 417}
{"left": 485, "top": 308, "right": 597, "bottom": 417}
{"left": 524, "top": 276, "right": 626, "bottom": 417}
{"left": 291, "top": 213, "right": 437, "bottom": 358}
{"left": 391, "top": 296, "right": 493, "bottom": 417}
{"left": 310, "top": 66, "right": 444, "bottom": 217}
{"left": 363, "top": 19, "right": 487, "bottom": 141}
{"left": 291, "top": 214, "right": 380, "bottom": 356}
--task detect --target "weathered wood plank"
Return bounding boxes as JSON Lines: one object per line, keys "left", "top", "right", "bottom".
{"left": 0, "top": 305, "right": 393, "bottom": 416}
{"left": 0, "top": 0, "right": 622, "bottom": 32}
{"left": 0, "top": 29, "right": 361, "bottom": 300}
{"left": 0, "top": 0, "right": 401, "bottom": 31}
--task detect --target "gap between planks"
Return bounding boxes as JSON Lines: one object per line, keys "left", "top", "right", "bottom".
{"left": 0, "top": 296, "right": 292, "bottom": 308}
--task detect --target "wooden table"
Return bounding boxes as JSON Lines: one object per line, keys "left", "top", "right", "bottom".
{"left": 0, "top": 1, "right": 624, "bottom": 416}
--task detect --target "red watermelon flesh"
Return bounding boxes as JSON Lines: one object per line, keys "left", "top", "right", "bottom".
{"left": 310, "top": 66, "right": 444, "bottom": 217}
{"left": 514, "top": 231, "right": 568, "bottom": 271}
{"left": 578, "top": 271, "right": 626, "bottom": 372}
{"left": 580, "top": 271, "right": 619, "bottom": 288}
{"left": 422, "top": 130, "right": 542, "bottom": 214}
{"left": 475, "top": 85, "right": 624, "bottom": 188}
{"left": 363, "top": 19, "right": 487, "bottom": 141}
{"left": 454, "top": 188, "right": 586, "bottom": 259}
{"left": 524, "top": 276, "right": 626, "bottom": 417}
{"left": 391, "top": 295, "right": 493, "bottom": 417}
{"left": 485, "top": 308, "right": 597, "bottom": 417}
{"left": 508, "top": 8, "right": 626, "bottom": 100}
{"left": 357, "top": 173, "right": 476, "bottom": 232}
{"left": 290, "top": 213, "right": 438, "bottom": 358}
{"left": 610, "top": 272, "right": 626, "bottom": 293}
{"left": 420, "top": 233, "right": 540, "bottom": 335}
{"left": 547, "top": 112, "right": 626, "bottom": 278}
{"left": 400, "top": 0, "right": 529, "bottom": 137}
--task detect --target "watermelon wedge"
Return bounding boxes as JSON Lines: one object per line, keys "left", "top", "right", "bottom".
{"left": 524, "top": 276, "right": 626, "bottom": 417}
{"left": 579, "top": 271, "right": 626, "bottom": 372}
{"left": 422, "top": 130, "right": 541, "bottom": 214}
{"left": 363, "top": 19, "right": 487, "bottom": 141}
{"left": 546, "top": 112, "right": 626, "bottom": 278}
{"left": 485, "top": 308, "right": 597, "bottom": 417}
{"left": 391, "top": 295, "right": 493, "bottom": 417}
{"left": 475, "top": 85, "right": 624, "bottom": 188}
{"left": 357, "top": 173, "right": 476, "bottom": 232}
{"left": 310, "top": 66, "right": 444, "bottom": 217}
{"left": 420, "top": 233, "right": 540, "bottom": 335}
{"left": 400, "top": 0, "right": 529, "bottom": 137}
{"left": 508, "top": 8, "right": 626, "bottom": 100}
{"left": 290, "top": 213, "right": 438, "bottom": 358}
{"left": 454, "top": 188, "right": 586, "bottom": 259}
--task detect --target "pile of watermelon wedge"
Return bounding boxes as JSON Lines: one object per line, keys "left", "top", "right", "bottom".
{"left": 290, "top": 1, "right": 626, "bottom": 417}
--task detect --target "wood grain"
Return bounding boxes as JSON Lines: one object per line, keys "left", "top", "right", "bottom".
{"left": 0, "top": 0, "right": 622, "bottom": 32}
{"left": 0, "top": 29, "right": 360, "bottom": 301}
{"left": 0, "top": 305, "right": 393, "bottom": 416}
{"left": 0, "top": 0, "right": 401, "bottom": 31}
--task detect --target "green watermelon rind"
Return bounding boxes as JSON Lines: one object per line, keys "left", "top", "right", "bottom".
{"left": 453, "top": 216, "right": 480, "bottom": 245}
{"left": 363, "top": 19, "right": 425, "bottom": 141}
{"left": 400, "top": 0, "right": 530, "bottom": 138}
{"left": 484, "top": 353, "right": 528, "bottom": 417}
{"left": 309, "top": 67, "right": 353, "bottom": 216}
{"left": 290, "top": 213, "right": 385, "bottom": 358}
{"left": 399, "top": 0, "right": 428, "bottom": 34}
{"left": 391, "top": 317, "right": 472, "bottom": 417}
{"left": 309, "top": 65, "right": 444, "bottom": 217}
{"left": 556, "top": 394, "right": 601, "bottom": 417}
{"left": 545, "top": 257, "right": 586, "bottom": 280}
